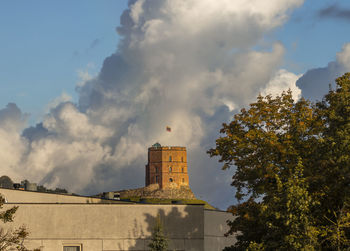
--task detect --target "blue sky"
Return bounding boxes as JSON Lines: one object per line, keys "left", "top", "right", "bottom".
{"left": 276, "top": 0, "right": 350, "bottom": 72}
{"left": 0, "top": 0, "right": 348, "bottom": 123}
{"left": 0, "top": 0, "right": 127, "bottom": 122}
{"left": 1, "top": 0, "right": 350, "bottom": 209}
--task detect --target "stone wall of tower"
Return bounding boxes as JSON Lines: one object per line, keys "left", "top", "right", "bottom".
{"left": 145, "top": 146, "right": 189, "bottom": 189}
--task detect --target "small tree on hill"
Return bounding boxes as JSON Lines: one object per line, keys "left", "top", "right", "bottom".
{"left": 148, "top": 214, "right": 168, "bottom": 251}
{"left": 0, "top": 195, "right": 29, "bottom": 251}
{"left": 0, "top": 176, "right": 13, "bottom": 189}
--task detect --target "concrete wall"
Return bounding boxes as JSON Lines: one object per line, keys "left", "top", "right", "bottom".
{"left": 0, "top": 188, "right": 126, "bottom": 204}
{"left": 5, "top": 204, "right": 204, "bottom": 251}
{"left": 204, "top": 210, "right": 237, "bottom": 251}
{"left": 0, "top": 189, "right": 236, "bottom": 250}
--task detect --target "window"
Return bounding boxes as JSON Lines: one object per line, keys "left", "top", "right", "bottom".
{"left": 156, "top": 176, "right": 159, "bottom": 183}
{"left": 155, "top": 166, "right": 158, "bottom": 173}
{"left": 169, "top": 166, "right": 172, "bottom": 172}
{"left": 181, "top": 157, "right": 184, "bottom": 162}
{"left": 63, "top": 246, "right": 80, "bottom": 251}
{"left": 182, "top": 178, "right": 185, "bottom": 182}
{"left": 181, "top": 167, "right": 184, "bottom": 172}
{"left": 169, "top": 178, "right": 173, "bottom": 182}
{"left": 169, "top": 156, "right": 172, "bottom": 162}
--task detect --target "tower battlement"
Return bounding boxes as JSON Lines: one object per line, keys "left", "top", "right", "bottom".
{"left": 148, "top": 146, "right": 186, "bottom": 151}
{"left": 145, "top": 143, "right": 189, "bottom": 189}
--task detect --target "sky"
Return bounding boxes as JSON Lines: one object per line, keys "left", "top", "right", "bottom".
{"left": 0, "top": 0, "right": 350, "bottom": 210}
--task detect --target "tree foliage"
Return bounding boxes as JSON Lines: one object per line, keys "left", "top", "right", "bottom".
{"left": 315, "top": 73, "right": 350, "bottom": 250}
{"left": 209, "top": 73, "right": 350, "bottom": 250}
{"left": 0, "top": 177, "right": 13, "bottom": 189}
{"left": 0, "top": 195, "right": 28, "bottom": 251}
{"left": 148, "top": 214, "right": 168, "bottom": 251}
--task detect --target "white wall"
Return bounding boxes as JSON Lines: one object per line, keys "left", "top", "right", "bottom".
{"left": 0, "top": 189, "right": 236, "bottom": 250}
{"left": 0, "top": 188, "right": 122, "bottom": 204}
{"left": 204, "top": 210, "right": 237, "bottom": 251}
{"left": 4, "top": 204, "right": 204, "bottom": 251}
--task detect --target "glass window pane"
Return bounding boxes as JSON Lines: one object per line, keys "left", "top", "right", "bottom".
{"left": 63, "top": 246, "right": 80, "bottom": 251}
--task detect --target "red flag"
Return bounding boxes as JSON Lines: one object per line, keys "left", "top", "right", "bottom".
{"left": 166, "top": 126, "right": 171, "bottom": 132}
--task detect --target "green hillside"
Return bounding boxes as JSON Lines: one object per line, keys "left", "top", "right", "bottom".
{"left": 120, "top": 196, "right": 216, "bottom": 210}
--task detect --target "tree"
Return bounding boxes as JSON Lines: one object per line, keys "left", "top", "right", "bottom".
{"left": 0, "top": 177, "right": 13, "bottom": 189}
{"left": 209, "top": 73, "right": 350, "bottom": 250}
{"left": 148, "top": 214, "right": 168, "bottom": 251}
{"left": 314, "top": 72, "right": 350, "bottom": 249}
{"left": 0, "top": 195, "right": 29, "bottom": 251}
{"left": 209, "top": 90, "right": 322, "bottom": 250}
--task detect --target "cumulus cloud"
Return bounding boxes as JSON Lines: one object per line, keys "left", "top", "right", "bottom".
{"left": 0, "top": 103, "right": 28, "bottom": 132}
{"left": 76, "top": 63, "right": 97, "bottom": 88}
{"left": 261, "top": 69, "right": 301, "bottom": 100}
{"left": 318, "top": 4, "right": 350, "bottom": 21}
{"left": 0, "top": 104, "right": 28, "bottom": 181}
{"left": 296, "top": 43, "right": 350, "bottom": 101}
{"left": 0, "top": 0, "right": 305, "bottom": 209}
{"left": 45, "top": 93, "right": 72, "bottom": 112}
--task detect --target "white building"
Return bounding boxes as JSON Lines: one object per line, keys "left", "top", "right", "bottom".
{"left": 1, "top": 188, "right": 236, "bottom": 251}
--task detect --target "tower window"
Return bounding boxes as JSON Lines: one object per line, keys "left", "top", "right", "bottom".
{"left": 156, "top": 176, "right": 159, "bottom": 183}
{"left": 181, "top": 157, "right": 183, "bottom": 162}
{"left": 169, "top": 178, "right": 173, "bottom": 182}
{"left": 182, "top": 178, "right": 185, "bottom": 182}
{"left": 169, "top": 156, "right": 172, "bottom": 162}
{"left": 169, "top": 166, "right": 172, "bottom": 172}
{"left": 155, "top": 166, "right": 158, "bottom": 173}
{"left": 181, "top": 167, "right": 184, "bottom": 172}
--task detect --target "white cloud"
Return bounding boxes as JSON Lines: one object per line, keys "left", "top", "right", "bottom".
{"left": 76, "top": 64, "right": 96, "bottom": 88}
{"left": 43, "top": 102, "right": 113, "bottom": 141}
{"left": 0, "top": 0, "right": 305, "bottom": 208}
{"left": 297, "top": 42, "right": 350, "bottom": 101}
{"left": 46, "top": 92, "right": 72, "bottom": 112}
{"left": 336, "top": 43, "right": 350, "bottom": 69}
{"left": 0, "top": 104, "right": 29, "bottom": 180}
{"left": 261, "top": 69, "right": 302, "bottom": 100}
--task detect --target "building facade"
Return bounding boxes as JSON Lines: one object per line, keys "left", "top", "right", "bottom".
{"left": 145, "top": 144, "right": 189, "bottom": 189}
{"left": 0, "top": 188, "right": 237, "bottom": 251}
{"left": 0, "top": 144, "right": 238, "bottom": 250}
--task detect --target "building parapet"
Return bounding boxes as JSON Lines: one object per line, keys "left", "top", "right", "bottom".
{"left": 148, "top": 146, "right": 186, "bottom": 151}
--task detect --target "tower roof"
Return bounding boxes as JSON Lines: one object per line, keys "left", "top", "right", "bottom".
{"left": 152, "top": 142, "right": 161, "bottom": 148}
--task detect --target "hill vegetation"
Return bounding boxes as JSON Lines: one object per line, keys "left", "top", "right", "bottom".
{"left": 120, "top": 196, "right": 215, "bottom": 210}
{"left": 0, "top": 175, "right": 14, "bottom": 188}
{"left": 115, "top": 183, "right": 216, "bottom": 209}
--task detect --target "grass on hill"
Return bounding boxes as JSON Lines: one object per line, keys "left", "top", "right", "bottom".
{"left": 120, "top": 197, "right": 216, "bottom": 210}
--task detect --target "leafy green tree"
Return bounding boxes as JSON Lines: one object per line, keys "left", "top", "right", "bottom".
{"left": 0, "top": 176, "right": 13, "bottom": 189}
{"left": 0, "top": 195, "right": 28, "bottom": 251}
{"left": 320, "top": 203, "right": 350, "bottom": 250}
{"left": 209, "top": 73, "right": 350, "bottom": 250}
{"left": 314, "top": 72, "right": 350, "bottom": 249}
{"left": 148, "top": 214, "right": 168, "bottom": 251}
{"left": 209, "top": 91, "right": 321, "bottom": 250}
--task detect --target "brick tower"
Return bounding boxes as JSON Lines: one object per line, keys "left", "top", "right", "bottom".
{"left": 145, "top": 143, "right": 189, "bottom": 189}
